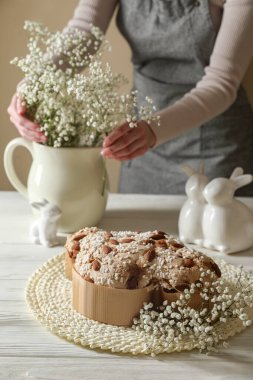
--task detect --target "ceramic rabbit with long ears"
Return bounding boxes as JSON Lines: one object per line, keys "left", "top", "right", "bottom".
{"left": 202, "top": 167, "right": 253, "bottom": 254}
{"left": 178, "top": 162, "right": 209, "bottom": 245}
{"left": 30, "top": 199, "right": 62, "bottom": 247}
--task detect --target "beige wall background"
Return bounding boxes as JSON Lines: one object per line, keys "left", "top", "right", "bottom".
{"left": 1, "top": 1, "right": 253, "bottom": 192}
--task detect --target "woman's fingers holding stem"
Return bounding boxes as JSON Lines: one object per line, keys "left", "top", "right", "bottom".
{"left": 102, "top": 122, "right": 130, "bottom": 148}
{"left": 8, "top": 94, "right": 25, "bottom": 116}
{"left": 103, "top": 137, "right": 146, "bottom": 158}
{"left": 8, "top": 93, "right": 47, "bottom": 143}
{"left": 16, "top": 96, "right": 26, "bottom": 115}
{"left": 10, "top": 116, "right": 46, "bottom": 142}
{"left": 101, "top": 120, "right": 156, "bottom": 160}
{"left": 103, "top": 125, "right": 144, "bottom": 154}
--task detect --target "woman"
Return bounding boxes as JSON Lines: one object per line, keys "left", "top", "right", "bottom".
{"left": 8, "top": 0, "right": 253, "bottom": 195}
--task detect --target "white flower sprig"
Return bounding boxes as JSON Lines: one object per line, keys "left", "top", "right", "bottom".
{"left": 132, "top": 264, "right": 253, "bottom": 355}
{"left": 11, "top": 21, "right": 160, "bottom": 148}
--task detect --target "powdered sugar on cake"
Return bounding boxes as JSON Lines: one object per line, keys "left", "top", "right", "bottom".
{"left": 65, "top": 228, "right": 221, "bottom": 290}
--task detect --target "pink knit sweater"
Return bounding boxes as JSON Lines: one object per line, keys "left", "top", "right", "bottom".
{"left": 66, "top": 0, "right": 253, "bottom": 146}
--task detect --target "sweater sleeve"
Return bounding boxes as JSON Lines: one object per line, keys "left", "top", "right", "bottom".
{"left": 64, "top": 0, "right": 118, "bottom": 33}
{"left": 152, "top": 0, "right": 253, "bottom": 147}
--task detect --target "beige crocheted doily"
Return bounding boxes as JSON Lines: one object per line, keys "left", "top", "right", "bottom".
{"left": 26, "top": 252, "right": 253, "bottom": 355}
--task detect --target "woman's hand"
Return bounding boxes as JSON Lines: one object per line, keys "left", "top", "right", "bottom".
{"left": 101, "top": 120, "right": 157, "bottom": 161}
{"left": 7, "top": 94, "right": 47, "bottom": 143}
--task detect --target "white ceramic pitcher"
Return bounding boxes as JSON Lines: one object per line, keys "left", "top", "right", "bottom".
{"left": 4, "top": 138, "right": 109, "bottom": 232}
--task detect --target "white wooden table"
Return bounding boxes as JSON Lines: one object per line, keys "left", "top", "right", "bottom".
{"left": 0, "top": 191, "right": 253, "bottom": 380}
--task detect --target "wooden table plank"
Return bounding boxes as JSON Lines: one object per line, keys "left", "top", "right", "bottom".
{"left": 0, "top": 354, "right": 253, "bottom": 380}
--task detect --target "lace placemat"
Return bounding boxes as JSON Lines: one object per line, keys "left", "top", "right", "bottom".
{"left": 26, "top": 252, "right": 253, "bottom": 355}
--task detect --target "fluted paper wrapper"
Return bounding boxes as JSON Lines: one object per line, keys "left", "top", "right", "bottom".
{"left": 65, "top": 252, "right": 74, "bottom": 280}
{"left": 72, "top": 268, "right": 154, "bottom": 326}
{"left": 66, "top": 251, "right": 211, "bottom": 325}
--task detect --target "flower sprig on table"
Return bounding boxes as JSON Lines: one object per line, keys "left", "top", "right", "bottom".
{"left": 11, "top": 21, "right": 159, "bottom": 148}
{"left": 132, "top": 263, "right": 253, "bottom": 355}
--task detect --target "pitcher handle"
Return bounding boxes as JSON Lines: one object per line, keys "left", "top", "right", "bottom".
{"left": 4, "top": 137, "right": 34, "bottom": 198}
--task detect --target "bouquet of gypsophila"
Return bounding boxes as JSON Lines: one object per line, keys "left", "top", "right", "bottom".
{"left": 11, "top": 21, "right": 159, "bottom": 148}
{"left": 133, "top": 262, "right": 253, "bottom": 355}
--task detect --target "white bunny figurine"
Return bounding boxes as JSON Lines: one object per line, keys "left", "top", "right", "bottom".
{"left": 178, "top": 162, "right": 209, "bottom": 245}
{"left": 202, "top": 167, "right": 253, "bottom": 254}
{"left": 30, "top": 199, "right": 62, "bottom": 247}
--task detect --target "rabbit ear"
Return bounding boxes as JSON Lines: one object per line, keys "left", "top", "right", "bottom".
{"left": 181, "top": 164, "right": 195, "bottom": 177}
{"left": 198, "top": 161, "right": 204, "bottom": 175}
{"left": 230, "top": 167, "right": 244, "bottom": 179}
{"left": 232, "top": 174, "right": 253, "bottom": 189}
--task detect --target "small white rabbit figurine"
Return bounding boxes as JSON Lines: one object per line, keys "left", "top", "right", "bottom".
{"left": 30, "top": 199, "right": 62, "bottom": 247}
{"left": 178, "top": 162, "right": 209, "bottom": 245}
{"left": 202, "top": 167, "right": 253, "bottom": 254}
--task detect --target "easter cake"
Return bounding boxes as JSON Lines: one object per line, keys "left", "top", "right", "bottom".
{"left": 65, "top": 227, "right": 221, "bottom": 326}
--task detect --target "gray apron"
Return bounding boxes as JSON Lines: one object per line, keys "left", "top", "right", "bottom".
{"left": 116, "top": 0, "right": 253, "bottom": 196}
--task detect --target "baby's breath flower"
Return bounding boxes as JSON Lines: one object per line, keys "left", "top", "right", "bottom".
{"left": 12, "top": 21, "right": 159, "bottom": 148}
{"left": 132, "top": 264, "right": 253, "bottom": 354}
